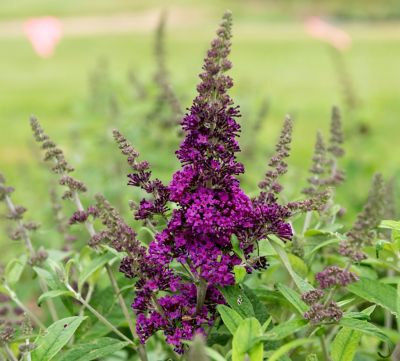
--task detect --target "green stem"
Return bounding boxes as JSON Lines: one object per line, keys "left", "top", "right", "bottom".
{"left": 3, "top": 344, "right": 18, "bottom": 361}
{"left": 4, "top": 195, "right": 58, "bottom": 322}
{"left": 66, "top": 284, "right": 135, "bottom": 346}
{"left": 4, "top": 284, "right": 45, "bottom": 331}
{"left": 319, "top": 336, "right": 331, "bottom": 361}
{"left": 196, "top": 279, "right": 208, "bottom": 314}
{"left": 72, "top": 190, "right": 150, "bottom": 359}
{"left": 25, "top": 339, "right": 32, "bottom": 361}
{"left": 302, "top": 211, "right": 312, "bottom": 235}
{"left": 106, "top": 265, "right": 149, "bottom": 361}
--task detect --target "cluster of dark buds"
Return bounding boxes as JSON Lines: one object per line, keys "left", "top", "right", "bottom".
{"left": 115, "top": 12, "right": 304, "bottom": 353}
{"left": 340, "top": 173, "right": 385, "bottom": 261}
{"left": 257, "top": 115, "right": 329, "bottom": 215}
{"left": 91, "top": 194, "right": 146, "bottom": 278}
{"left": 31, "top": 117, "right": 88, "bottom": 201}
{"left": 0, "top": 174, "right": 43, "bottom": 265}
{"left": 302, "top": 265, "right": 358, "bottom": 324}
{"left": 113, "top": 129, "right": 169, "bottom": 221}
{"left": 304, "top": 301, "right": 343, "bottom": 324}
{"left": 0, "top": 293, "right": 25, "bottom": 346}
{"left": 258, "top": 116, "right": 292, "bottom": 196}
{"left": 315, "top": 266, "right": 358, "bottom": 289}
{"left": 302, "top": 107, "right": 345, "bottom": 212}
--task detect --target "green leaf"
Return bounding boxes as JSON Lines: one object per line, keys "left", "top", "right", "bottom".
{"left": 347, "top": 278, "right": 397, "bottom": 315}
{"left": 38, "top": 290, "right": 73, "bottom": 306}
{"left": 5, "top": 255, "right": 27, "bottom": 285}
{"left": 32, "top": 316, "right": 86, "bottom": 361}
{"left": 259, "top": 319, "right": 308, "bottom": 341}
{"left": 276, "top": 283, "right": 308, "bottom": 315}
{"left": 137, "top": 226, "right": 155, "bottom": 245}
{"left": 78, "top": 252, "right": 116, "bottom": 288}
{"left": 232, "top": 318, "right": 263, "bottom": 361}
{"left": 231, "top": 234, "right": 245, "bottom": 260}
{"left": 33, "top": 266, "right": 64, "bottom": 291}
{"left": 397, "top": 281, "right": 400, "bottom": 319}
{"left": 269, "top": 238, "right": 313, "bottom": 293}
{"left": 379, "top": 220, "right": 400, "bottom": 231}
{"left": 233, "top": 265, "right": 247, "bottom": 284}
{"left": 217, "top": 305, "right": 243, "bottom": 335}
{"left": 287, "top": 253, "right": 308, "bottom": 277}
{"left": 331, "top": 327, "right": 362, "bottom": 361}
{"left": 306, "top": 238, "right": 340, "bottom": 257}
{"left": 243, "top": 285, "right": 270, "bottom": 324}
{"left": 205, "top": 348, "right": 227, "bottom": 361}
{"left": 339, "top": 318, "right": 394, "bottom": 357}
{"left": 58, "top": 337, "right": 129, "bottom": 361}
{"left": 221, "top": 285, "right": 255, "bottom": 318}
{"left": 267, "top": 338, "right": 316, "bottom": 361}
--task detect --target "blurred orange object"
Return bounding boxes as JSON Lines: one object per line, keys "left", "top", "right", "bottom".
{"left": 305, "top": 16, "right": 351, "bottom": 51}
{"left": 24, "top": 17, "right": 63, "bottom": 58}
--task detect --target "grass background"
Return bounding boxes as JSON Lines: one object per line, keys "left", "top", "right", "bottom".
{"left": 0, "top": 0, "right": 399, "bottom": 256}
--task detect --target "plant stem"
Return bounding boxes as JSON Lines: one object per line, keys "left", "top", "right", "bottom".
{"left": 196, "top": 279, "right": 208, "bottom": 314}
{"left": 71, "top": 190, "right": 148, "bottom": 360}
{"left": 106, "top": 265, "right": 149, "bottom": 361}
{"left": 302, "top": 211, "right": 312, "bottom": 235}
{"left": 66, "top": 284, "right": 135, "bottom": 346}
{"left": 3, "top": 344, "right": 18, "bottom": 361}
{"left": 319, "top": 336, "right": 331, "bottom": 361}
{"left": 25, "top": 339, "right": 32, "bottom": 361}
{"left": 4, "top": 284, "right": 45, "bottom": 331}
{"left": 4, "top": 195, "right": 59, "bottom": 322}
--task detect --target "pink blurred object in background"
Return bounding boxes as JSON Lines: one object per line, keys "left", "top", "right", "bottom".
{"left": 24, "top": 17, "right": 63, "bottom": 58}
{"left": 305, "top": 16, "right": 352, "bottom": 51}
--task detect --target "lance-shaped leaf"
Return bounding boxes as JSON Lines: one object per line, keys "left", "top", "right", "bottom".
{"left": 32, "top": 316, "right": 86, "bottom": 361}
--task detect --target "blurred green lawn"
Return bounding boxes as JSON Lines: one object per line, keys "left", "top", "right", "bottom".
{"left": 0, "top": 1, "right": 400, "bottom": 256}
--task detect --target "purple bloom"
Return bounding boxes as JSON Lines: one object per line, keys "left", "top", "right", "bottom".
{"left": 304, "top": 301, "right": 343, "bottom": 324}
{"left": 301, "top": 289, "right": 324, "bottom": 305}
{"left": 117, "top": 12, "right": 293, "bottom": 353}
{"left": 315, "top": 266, "right": 358, "bottom": 289}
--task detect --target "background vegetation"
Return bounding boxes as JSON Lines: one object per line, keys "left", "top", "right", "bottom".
{"left": 0, "top": 0, "right": 399, "bottom": 256}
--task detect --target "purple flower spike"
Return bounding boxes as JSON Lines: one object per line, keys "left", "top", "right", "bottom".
{"left": 115, "top": 12, "right": 293, "bottom": 353}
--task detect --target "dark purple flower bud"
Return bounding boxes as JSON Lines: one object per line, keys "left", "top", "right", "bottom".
{"left": 69, "top": 210, "right": 88, "bottom": 225}
{"left": 0, "top": 325, "right": 15, "bottom": 345}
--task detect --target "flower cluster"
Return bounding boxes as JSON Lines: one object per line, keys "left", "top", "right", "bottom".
{"left": 304, "top": 301, "right": 343, "bottom": 324}
{"left": 0, "top": 293, "right": 24, "bottom": 346}
{"left": 113, "top": 129, "right": 169, "bottom": 221}
{"left": 117, "top": 12, "right": 294, "bottom": 353}
{"left": 302, "top": 107, "right": 345, "bottom": 212}
{"left": 302, "top": 266, "right": 358, "bottom": 324}
{"left": 0, "top": 174, "right": 43, "bottom": 264}
{"left": 258, "top": 116, "right": 292, "bottom": 196}
{"left": 315, "top": 266, "right": 358, "bottom": 289}
{"left": 340, "top": 173, "right": 385, "bottom": 261}
{"left": 31, "top": 117, "right": 87, "bottom": 201}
